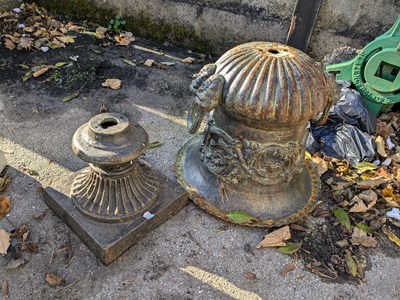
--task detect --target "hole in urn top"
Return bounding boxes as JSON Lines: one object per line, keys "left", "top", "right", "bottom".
{"left": 268, "top": 49, "right": 280, "bottom": 54}
{"left": 100, "top": 118, "right": 118, "bottom": 129}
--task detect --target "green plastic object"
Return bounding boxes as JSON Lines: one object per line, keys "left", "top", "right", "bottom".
{"left": 326, "top": 16, "right": 400, "bottom": 115}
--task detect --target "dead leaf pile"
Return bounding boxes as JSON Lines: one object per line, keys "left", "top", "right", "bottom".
{"left": 1, "top": 3, "right": 78, "bottom": 51}
{"left": 257, "top": 112, "right": 400, "bottom": 283}
{"left": 1, "top": 224, "right": 39, "bottom": 269}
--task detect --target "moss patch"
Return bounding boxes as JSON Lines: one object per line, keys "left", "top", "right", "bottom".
{"left": 28, "top": 0, "right": 210, "bottom": 53}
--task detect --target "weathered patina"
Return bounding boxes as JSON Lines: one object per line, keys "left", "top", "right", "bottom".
{"left": 44, "top": 113, "right": 188, "bottom": 264}
{"left": 176, "top": 41, "right": 336, "bottom": 227}
{"left": 71, "top": 113, "right": 159, "bottom": 222}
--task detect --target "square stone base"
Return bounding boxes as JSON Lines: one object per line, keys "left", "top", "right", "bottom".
{"left": 43, "top": 170, "right": 188, "bottom": 265}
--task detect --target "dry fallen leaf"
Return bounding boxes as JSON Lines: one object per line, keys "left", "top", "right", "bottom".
{"left": 182, "top": 57, "right": 195, "bottom": 63}
{"left": 356, "top": 178, "right": 389, "bottom": 189}
{"left": 351, "top": 227, "right": 378, "bottom": 248}
{"left": 102, "top": 79, "right": 121, "bottom": 90}
{"left": 45, "top": 272, "right": 66, "bottom": 287}
{"left": 0, "top": 195, "right": 10, "bottom": 219}
{"left": 349, "top": 191, "right": 376, "bottom": 213}
{"left": 0, "top": 229, "right": 10, "bottom": 255}
{"left": 375, "top": 136, "right": 387, "bottom": 157}
{"left": 311, "top": 155, "right": 328, "bottom": 176}
{"left": 17, "top": 37, "right": 34, "bottom": 50}
{"left": 382, "top": 188, "right": 400, "bottom": 208}
{"left": 144, "top": 59, "right": 155, "bottom": 67}
{"left": 33, "top": 67, "right": 49, "bottom": 78}
{"left": 279, "top": 262, "right": 296, "bottom": 277}
{"left": 6, "top": 257, "right": 28, "bottom": 269}
{"left": 115, "top": 32, "right": 135, "bottom": 46}
{"left": 382, "top": 225, "right": 400, "bottom": 247}
{"left": 95, "top": 26, "right": 107, "bottom": 38}
{"left": 244, "top": 271, "right": 257, "bottom": 280}
{"left": 4, "top": 39, "right": 15, "bottom": 50}
{"left": 256, "top": 225, "right": 291, "bottom": 248}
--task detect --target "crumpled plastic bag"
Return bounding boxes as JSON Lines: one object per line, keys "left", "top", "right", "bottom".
{"left": 328, "top": 81, "right": 376, "bottom": 134}
{"left": 307, "top": 124, "right": 376, "bottom": 165}
{"left": 306, "top": 80, "right": 376, "bottom": 165}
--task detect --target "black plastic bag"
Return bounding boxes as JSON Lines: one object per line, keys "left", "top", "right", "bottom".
{"left": 328, "top": 81, "right": 376, "bottom": 134}
{"left": 308, "top": 124, "right": 376, "bottom": 165}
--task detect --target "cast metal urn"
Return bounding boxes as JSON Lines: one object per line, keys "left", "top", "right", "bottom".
{"left": 175, "top": 42, "right": 336, "bottom": 227}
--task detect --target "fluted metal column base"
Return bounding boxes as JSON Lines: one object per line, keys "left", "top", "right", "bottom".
{"left": 43, "top": 163, "right": 188, "bottom": 265}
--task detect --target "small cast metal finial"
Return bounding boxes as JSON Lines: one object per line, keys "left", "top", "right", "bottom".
{"left": 70, "top": 113, "right": 159, "bottom": 223}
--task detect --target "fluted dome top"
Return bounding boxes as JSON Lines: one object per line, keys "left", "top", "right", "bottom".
{"left": 214, "top": 42, "right": 330, "bottom": 124}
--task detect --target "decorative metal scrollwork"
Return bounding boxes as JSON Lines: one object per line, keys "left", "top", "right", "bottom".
{"left": 201, "top": 122, "right": 303, "bottom": 186}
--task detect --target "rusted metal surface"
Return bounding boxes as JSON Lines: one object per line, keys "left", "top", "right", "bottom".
{"left": 44, "top": 113, "right": 188, "bottom": 264}
{"left": 176, "top": 42, "right": 335, "bottom": 227}
{"left": 286, "top": 0, "right": 322, "bottom": 52}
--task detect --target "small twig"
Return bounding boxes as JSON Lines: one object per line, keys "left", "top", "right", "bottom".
{"left": 300, "top": 247, "right": 311, "bottom": 254}
{"left": 65, "top": 255, "right": 75, "bottom": 269}
{"left": 49, "top": 249, "right": 55, "bottom": 265}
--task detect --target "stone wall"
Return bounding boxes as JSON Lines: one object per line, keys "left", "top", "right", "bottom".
{"left": 24, "top": 0, "right": 400, "bottom": 60}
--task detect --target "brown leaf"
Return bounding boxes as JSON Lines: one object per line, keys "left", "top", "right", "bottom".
{"left": 2, "top": 281, "right": 9, "bottom": 299}
{"left": 244, "top": 271, "right": 257, "bottom": 280}
{"left": 376, "top": 119, "right": 391, "bottom": 136}
{"left": 115, "top": 32, "right": 135, "bottom": 45}
{"left": 4, "top": 39, "right": 15, "bottom": 50}
{"left": 6, "top": 257, "right": 28, "bottom": 269}
{"left": 10, "top": 224, "right": 29, "bottom": 239}
{"left": 290, "top": 224, "right": 311, "bottom": 233}
{"left": 32, "top": 67, "right": 49, "bottom": 78}
{"left": 336, "top": 239, "right": 349, "bottom": 248}
{"left": 351, "top": 227, "right": 378, "bottom": 247}
{"left": 22, "top": 231, "right": 29, "bottom": 242}
{"left": 143, "top": 59, "right": 155, "bottom": 67}
{"left": 356, "top": 178, "right": 389, "bottom": 189}
{"left": 311, "top": 155, "right": 328, "bottom": 176}
{"left": 0, "top": 12, "right": 14, "bottom": 18}
{"left": 349, "top": 197, "right": 368, "bottom": 213}
{"left": 382, "top": 188, "right": 400, "bottom": 208}
{"left": 279, "top": 262, "right": 296, "bottom": 277}
{"left": 349, "top": 192, "right": 376, "bottom": 213}
{"left": 358, "top": 189, "right": 377, "bottom": 203}
{"left": 256, "top": 226, "right": 291, "bottom": 248}
{"left": 95, "top": 26, "right": 107, "bottom": 37}
{"left": 17, "top": 37, "right": 34, "bottom": 50}
{"left": 0, "top": 195, "right": 10, "bottom": 219}
{"left": 182, "top": 57, "right": 195, "bottom": 63}
{"left": 375, "top": 136, "right": 387, "bottom": 157}
{"left": 45, "top": 272, "right": 66, "bottom": 287}
{"left": 393, "top": 167, "right": 400, "bottom": 182}
{"left": 0, "top": 229, "right": 10, "bottom": 255}
{"left": 102, "top": 78, "right": 121, "bottom": 90}
{"left": 35, "top": 209, "right": 47, "bottom": 220}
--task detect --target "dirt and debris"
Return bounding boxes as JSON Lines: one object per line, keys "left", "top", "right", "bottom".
{"left": 258, "top": 99, "right": 400, "bottom": 284}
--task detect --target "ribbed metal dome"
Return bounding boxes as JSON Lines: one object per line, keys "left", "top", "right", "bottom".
{"left": 215, "top": 42, "right": 329, "bottom": 124}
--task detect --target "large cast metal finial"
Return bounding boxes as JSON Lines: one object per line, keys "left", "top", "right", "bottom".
{"left": 176, "top": 41, "right": 336, "bottom": 227}
{"left": 71, "top": 113, "right": 159, "bottom": 223}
